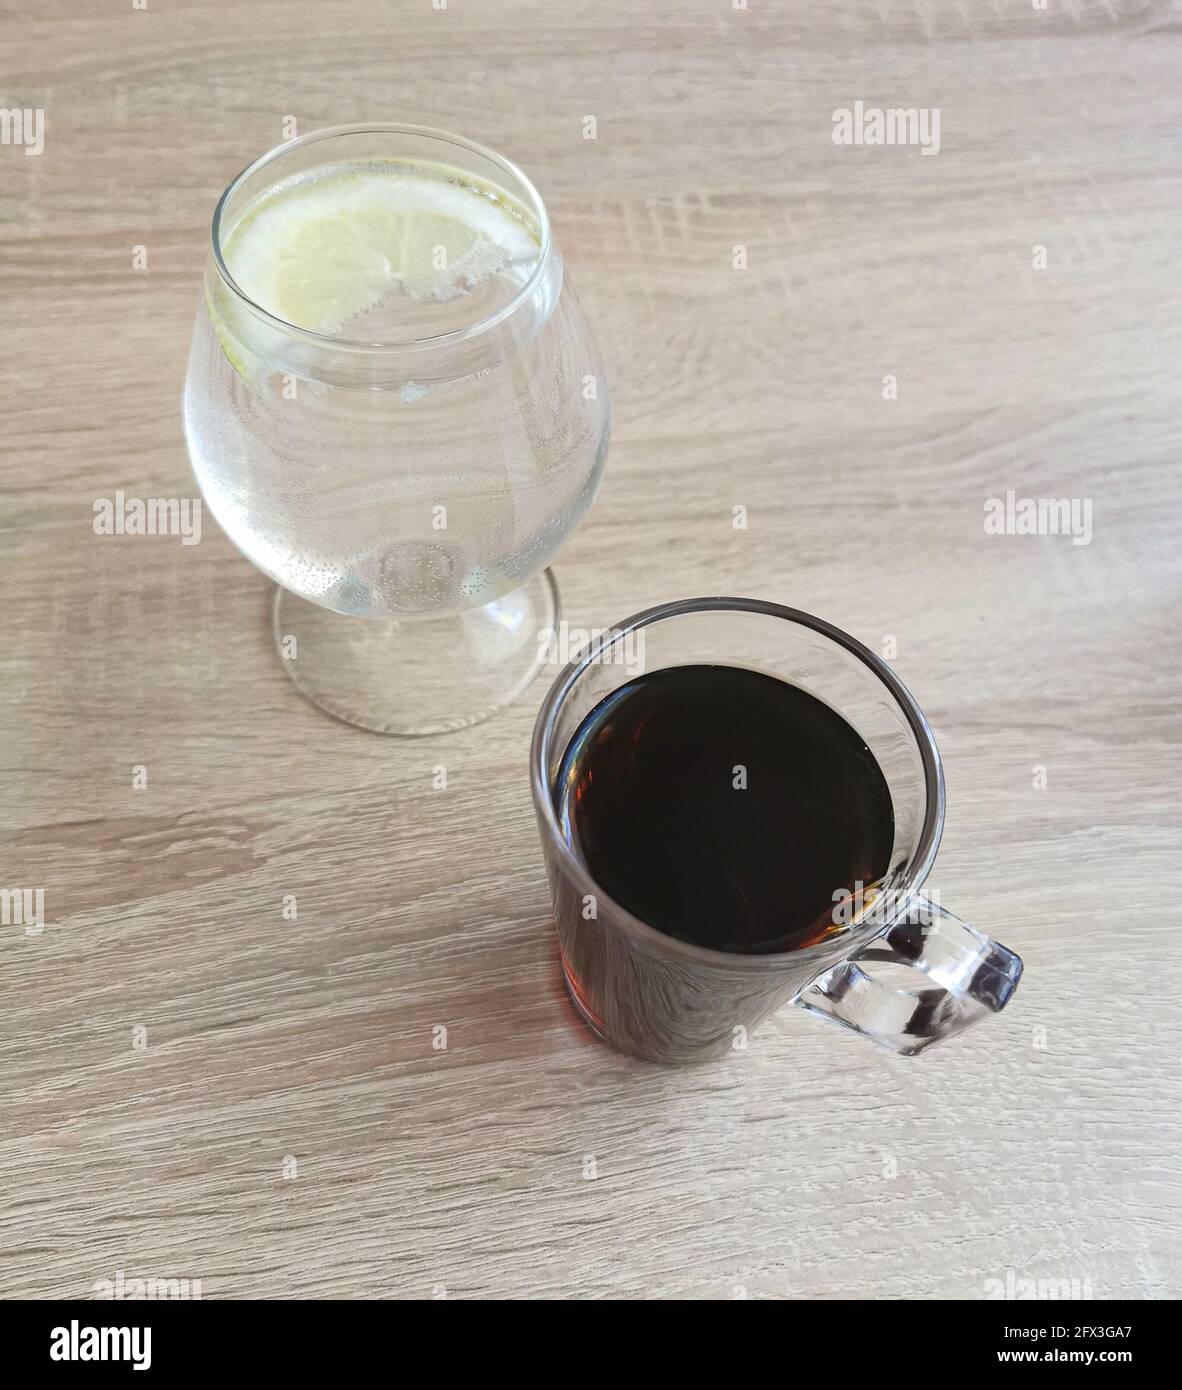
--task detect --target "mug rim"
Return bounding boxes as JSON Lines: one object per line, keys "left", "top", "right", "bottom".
{"left": 529, "top": 596, "right": 946, "bottom": 972}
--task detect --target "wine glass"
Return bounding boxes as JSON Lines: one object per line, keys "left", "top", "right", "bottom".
{"left": 182, "top": 124, "right": 610, "bottom": 734}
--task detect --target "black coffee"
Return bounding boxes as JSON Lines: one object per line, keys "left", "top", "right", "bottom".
{"left": 557, "top": 664, "right": 895, "bottom": 954}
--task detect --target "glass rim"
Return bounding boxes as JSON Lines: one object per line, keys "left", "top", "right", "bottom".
{"left": 529, "top": 596, "right": 947, "bottom": 971}
{"left": 209, "top": 122, "right": 554, "bottom": 354}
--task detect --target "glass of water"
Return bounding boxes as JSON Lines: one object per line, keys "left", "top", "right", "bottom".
{"left": 183, "top": 124, "right": 610, "bottom": 734}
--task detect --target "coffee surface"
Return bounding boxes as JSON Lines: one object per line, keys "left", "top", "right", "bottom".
{"left": 557, "top": 664, "right": 895, "bottom": 954}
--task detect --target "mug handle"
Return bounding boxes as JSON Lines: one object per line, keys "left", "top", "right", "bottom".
{"left": 795, "top": 895, "right": 1023, "bottom": 1056}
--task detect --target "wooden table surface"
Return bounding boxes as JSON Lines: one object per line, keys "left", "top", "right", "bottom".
{"left": 3, "top": 0, "right": 1180, "bottom": 1300}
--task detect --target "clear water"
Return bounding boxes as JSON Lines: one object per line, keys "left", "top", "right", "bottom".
{"left": 184, "top": 160, "right": 609, "bottom": 617}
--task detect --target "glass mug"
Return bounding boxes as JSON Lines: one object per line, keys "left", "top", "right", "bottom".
{"left": 530, "top": 597, "right": 1024, "bottom": 1063}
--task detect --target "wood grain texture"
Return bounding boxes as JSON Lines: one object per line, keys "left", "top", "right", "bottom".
{"left": 2, "top": 0, "right": 1180, "bottom": 1299}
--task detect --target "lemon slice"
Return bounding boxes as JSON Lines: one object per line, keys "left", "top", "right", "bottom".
{"left": 210, "top": 162, "right": 539, "bottom": 376}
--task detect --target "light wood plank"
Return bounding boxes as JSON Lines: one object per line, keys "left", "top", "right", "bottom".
{"left": 1, "top": 0, "right": 1179, "bottom": 1299}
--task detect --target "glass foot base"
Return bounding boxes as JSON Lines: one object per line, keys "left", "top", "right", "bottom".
{"left": 273, "top": 569, "right": 560, "bottom": 736}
